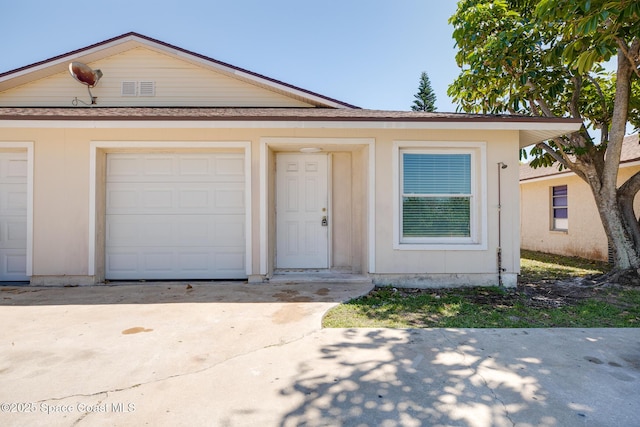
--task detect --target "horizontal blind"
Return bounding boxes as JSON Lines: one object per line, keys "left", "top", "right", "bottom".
{"left": 552, "top": 185, "right": 568, "bottom": 219}
{"left": 403, "top": 197, "right": 471, "bottom": 237}
{"left": 403, "top": 153, "right": 471, "bottom": 194}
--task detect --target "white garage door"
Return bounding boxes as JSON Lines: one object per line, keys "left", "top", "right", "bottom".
{"left": 105, "top": 153, "right": 246, "bottom": 280}
{"left": 0, "top": 152, "right": 28, "bottom": 282}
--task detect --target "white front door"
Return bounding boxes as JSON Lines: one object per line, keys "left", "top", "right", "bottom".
{"left": 0, "top": 152, "right": 28, "bottom": 281}
{"left": 276, "top": 153, "right": 328, "bottom": 269}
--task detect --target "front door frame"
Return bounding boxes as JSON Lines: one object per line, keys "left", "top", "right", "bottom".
{"left": 259, "top": 137, "right": 376, "bottom": 277}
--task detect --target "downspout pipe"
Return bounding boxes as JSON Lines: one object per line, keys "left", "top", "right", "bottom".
{"left": 497, "top": 162, "right": 508, "bottom": 287}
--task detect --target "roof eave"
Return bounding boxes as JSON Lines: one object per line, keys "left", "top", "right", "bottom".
{"left": 0, "top": 114, "right": 585, "bottom": 136}
{"left": 519, "top": 123, "right": 583, "bottom": 149}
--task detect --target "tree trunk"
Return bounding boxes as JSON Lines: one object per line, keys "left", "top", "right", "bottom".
{"left": 593, "top": 47, "right": 640, "bottom": 273}
{"left": 594, "top": 190, "right": 640, "bottom": 270}
{"left": 617, "top": 171, "right": 640, "bottom": 251}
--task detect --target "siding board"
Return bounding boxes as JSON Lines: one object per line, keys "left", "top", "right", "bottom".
{"left": 0, "top": 47, "right": 313, "bottom": 107}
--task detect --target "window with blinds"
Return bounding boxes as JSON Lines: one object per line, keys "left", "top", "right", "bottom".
{"left": 401, "top": 152, "right": 473, "bottom": 242}
{"left": 551, "top": 185, "right": 568, "bottom": 230}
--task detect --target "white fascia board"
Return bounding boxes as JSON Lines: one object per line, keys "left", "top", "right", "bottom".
{"left": 520, "top": 159, "right": 640, "bottom": 184}
{"left": 519, "top": 171, "right": 573, "bottom": 184}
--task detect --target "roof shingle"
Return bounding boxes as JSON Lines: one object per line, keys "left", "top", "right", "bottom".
{"left": 0, "top": 107, "right": 585, "bottom": 123}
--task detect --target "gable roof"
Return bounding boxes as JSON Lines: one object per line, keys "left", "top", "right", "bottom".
{"left": 0, "top": 32, "right": 583, "bottom": 146}
{"left": 0, "top": 32, "right": 358, "bottom": 109}
{"left": 519, "top": 133, "right": 640, "bottom": 182}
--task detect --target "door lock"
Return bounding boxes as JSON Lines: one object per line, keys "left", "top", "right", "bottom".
{"left": 321, "top": 216, "right": 328, "bottom": 226}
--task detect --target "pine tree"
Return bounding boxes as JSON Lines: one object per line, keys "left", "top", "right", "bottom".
{"left": 411, "top": 71, "right": 437, "bottom": 112}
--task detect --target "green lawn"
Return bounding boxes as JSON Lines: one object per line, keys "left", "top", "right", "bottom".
{"left": 323, "top": 251, "right": 639, "bottom": 328}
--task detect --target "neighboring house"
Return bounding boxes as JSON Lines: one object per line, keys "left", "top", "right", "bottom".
{"left": 0, "top": 32, "right": 580, "bottom": 287}
{"left": 520, "top": 134, "right": 640, "bottom": 261}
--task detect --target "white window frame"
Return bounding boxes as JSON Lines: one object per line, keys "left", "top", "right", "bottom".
{"left": 551, "top": 184, "right": 568, "bottom": 231}
{"left": 392, "top": 141, "right": 487, "bottom": 251}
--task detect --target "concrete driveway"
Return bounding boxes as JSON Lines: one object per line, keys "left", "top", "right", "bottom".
{"left": 0, "top": 282, "right": 639, "bottom": 427}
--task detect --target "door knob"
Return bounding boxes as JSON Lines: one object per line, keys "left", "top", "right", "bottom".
{"left": 321, "top": 216, "right": 328, "bottom": 226}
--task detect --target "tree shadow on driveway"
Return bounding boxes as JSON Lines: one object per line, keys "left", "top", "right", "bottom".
{"left": 278, "top": 328, "right": 640, "bottom": 427}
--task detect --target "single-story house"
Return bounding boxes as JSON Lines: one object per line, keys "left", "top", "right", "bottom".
{"left": 0, "top": 32, "right": 581, "bottom": 287}
{"left": 520, "top": 133, "right": 640, "bottom": 261}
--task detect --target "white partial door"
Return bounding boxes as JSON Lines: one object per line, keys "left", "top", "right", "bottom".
{"left": 276, "top": 153, "right": 329, "bottom": 269}
{"left": 0, "top": 152, "right": 28, "bottom": 281}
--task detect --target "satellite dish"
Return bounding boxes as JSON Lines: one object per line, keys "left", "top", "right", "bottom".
{"left": 68, "top": 62, "right": 103, "bottom": 105}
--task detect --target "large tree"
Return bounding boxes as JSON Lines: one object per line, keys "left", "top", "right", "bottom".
{"left": 448, "top": 0, "right": 640, "bottom": 280}
{"left": 412, "top": 71, "right": 438, "bottom": 112}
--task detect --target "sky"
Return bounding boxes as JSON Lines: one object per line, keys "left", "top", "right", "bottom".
{"left": 0, "top": 0, "right": 460, "bottom": 112}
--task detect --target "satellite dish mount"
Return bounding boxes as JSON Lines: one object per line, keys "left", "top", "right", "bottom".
{"left": 69, "top": 62, "right": 103, "bottom": 105}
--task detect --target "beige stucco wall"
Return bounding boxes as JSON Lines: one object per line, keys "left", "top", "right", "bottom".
{"left": 1, "top": 125, "right": 521, "bottom": 286}
{"left": 332, "top": 152, "right": 353, "bottom": 270}
{"left": 520, "top": 165, "right": 640, "bottom": 261}
{"left": 372, "top": 130, "right": 521, "bottom": 287}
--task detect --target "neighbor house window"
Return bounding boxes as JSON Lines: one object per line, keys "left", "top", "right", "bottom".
{"left": 400, "top": 150, "right": 474, "bottom": 243}
{"left": 551, "top": 185, "right": 568, "bottom": 230}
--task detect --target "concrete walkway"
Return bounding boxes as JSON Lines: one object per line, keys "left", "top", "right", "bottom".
{"left": 0, "top": 283, "right": 638, "bottom": 426}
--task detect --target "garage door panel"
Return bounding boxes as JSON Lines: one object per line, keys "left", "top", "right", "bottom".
{"left": 107, "top": 183, "right": 244, "bottom": 214}
{"left": 214, "top": 156, "right": 245, "bottom": 177}
{"left": 0, "top": 250, "right": 27, "bottom": 281}
{"left": 179, "top": 252, "right": 210, "bottom": 272}
{"left": 0, "top": 218, "right": 27, "bottom": 248}
{"left": 106, "top": 249, "right": 245, "bottom": 280}
{"left": 105, "top": 152, "right": 246, "bottom": 280}
{"left": 0, "top": 185, "right": 27, "bottom": 215}
{"left": 107, "top": 252, "right": 138, "bottom": 273}
{"left": 107, "top": 153, "right": 244, "bottom": 183}
{"left": 0, "top": 157, "right": 27, "bottom": 181}
{"left": 107, "top": 215, "right": 244, "bottom": 246}
{"left": 143, "top": 252, "right": 175, "bottom": 272}
{"left": 215, "top": 252, "right": 245, "bottom": 272}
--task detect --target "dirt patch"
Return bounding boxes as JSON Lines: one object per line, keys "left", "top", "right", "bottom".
{"left": 272, "top": 289, "right": 313, "bottom": 302}
{"left": 518, "top": 280, "right": 607, "bottom": 308}
{"left": 390, "top": 278, "right": 629, "bottom": 309}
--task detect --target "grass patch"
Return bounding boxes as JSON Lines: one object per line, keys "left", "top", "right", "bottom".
{"left": 323, "top": 251, "right": 639, "bottom": 329}
{"left": 519, "top": 249, "right": 610, "bottom": 283}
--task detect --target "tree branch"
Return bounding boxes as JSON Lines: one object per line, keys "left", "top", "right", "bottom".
{"left": 616, "top": 37, "right": 640, "bottom": 78}
{"left": 569, "top": 74, "right": 583, "bottom": 119}
{"left": 603, "top": 47, "right": 635, "bottom": 191}
{"left": 585, "top": 73, "right": 610, "bottom": 143}
{"left": 525, "top": 79, "right": 555, "bottom": 117}
{"left": 536, "top": 140, "right": 577, "bottom": 171}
